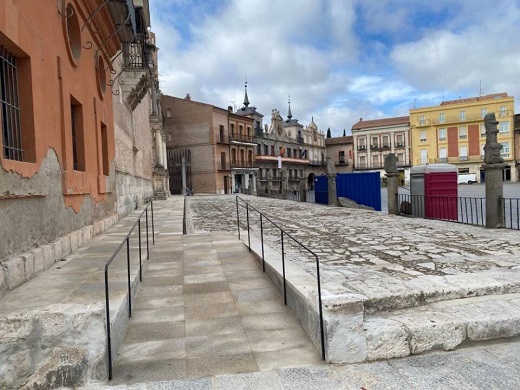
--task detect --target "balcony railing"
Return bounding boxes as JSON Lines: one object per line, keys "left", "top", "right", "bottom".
{"left": 433, "top": 155, "right": 487, "bottom": 164}
{"left": 231, "top": 161, "right": 255, "bottom": 169}
{"left": 218, "top": 162, "right": 230, "bottom": 170}
{"left": 336, "top": 159, "right": 348, "bottom": 166}
{"left": 309, "top": 160, "right": 326, "bottom": 166}
{"left": 217, "top": 135, "right": 229, "bottom": 144}
{"left": 231, "top": 134, "right": 255, "bottom": 143}
{"left": 297, "top": 136, "right": 304, "bottom": 144}
{"left": 357, "top": 145, "right": 367, "bottom": 151}
{"left": 394, "top": 142, "right": 405, "bottom": 148}
{"left": 122, "top": 33, "right": 150, "bottom": 69}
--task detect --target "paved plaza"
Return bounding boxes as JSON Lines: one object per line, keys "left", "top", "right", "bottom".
{"left": 186, "top": 195, "right": 520, "bottom": 362}
{"left": 3, "top": 195, "right": 520, "bottom": 389}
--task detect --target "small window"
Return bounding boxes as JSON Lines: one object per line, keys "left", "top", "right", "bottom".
{"left": 438, "top": 128, "right": 446, "bottom": 141}
{"left": 499, "top": 121, "right": 510, "bottom": 133}
{"left": 167, "top": 133, "right": 173, "bottom": 142}
{"left": 420, "top": 130, "right": 427, "bottom": 142}
{"left": 460, "top": 110, "right": 466, "bottom": 120}
{"left": 480, "top": 124, "right": 486, "bottom": 137}
{"left": 1, "top": 47, "right": 23, "bottom": 161}
{"left": 166, "top": 108, "right": 172, "bottom": 118}
{"left": 499, "top": 106, "right": 507, "bottom": 116}
{"left": 70, "top": 96, "right": 85, "bottom": 171}
{"left": 439, "top": 113, "right": 445, "bottom": 123}
{"left": 63, "top": 2, "right": 82, "bottom": 65}
{"left": 100, "top": 122, "right": 109, "bottom": 176}
{"left": 419, "top": 115, "right": 425, "bottom": 125}
{"left": 481, "top": 108, "right": 487, "bottom": 118}
{"left": 501, "top": 142, "right": 510, "bottom": 157}
{"left": 459, "top": 126, "right": 467, "bottom": 139}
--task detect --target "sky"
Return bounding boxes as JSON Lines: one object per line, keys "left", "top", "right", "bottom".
{"left": 149, "top": 0, "right": 520, "bottom": 137}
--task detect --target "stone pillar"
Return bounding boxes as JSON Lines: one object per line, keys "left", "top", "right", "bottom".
{"left": 326, "top": 155, "right": 336, "bottom": 206}
{"left": 267, "top": 170, "right": 273, "bottom": 195}
{"left": 181, "top": 155, "right": 187, "bottom": 195}
{"left": 151, "top": 115, "right": 167, "bottom": 199}
{"left": 299, "top": 179, "right": 307, "bottom": 202}
{"left": 483, "top": 113, "right": 506, "bottom": 228}
{"left": 256, "top": 175, "right": 262, "bottom": 197}
{"left": 484, "top": 163, "right": 506, "bottom": 228}
{"left": 384, "top": 154, "right": 399, "bottom": 215}
{"left": 281, "top": 170, "right": 288, "bottom": 198}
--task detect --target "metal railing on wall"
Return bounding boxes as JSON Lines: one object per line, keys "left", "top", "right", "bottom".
{"left": 104, "top": 201, "right": 155, "bottom": 380}
{"left": 235, "top": 196, "right": 326, "bottom": 360}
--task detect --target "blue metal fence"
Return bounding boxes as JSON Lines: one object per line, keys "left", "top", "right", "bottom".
{"left": 336, "top": 172, "right": 382, "bottom": 211}
{"left": 315, "top": 175, "right": 328, "bottom": 204}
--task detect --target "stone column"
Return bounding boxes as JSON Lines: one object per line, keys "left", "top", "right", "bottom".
{"left": 267, "top": 170, "right": 273, "bottom": 196}
{"left": 281, "top": 170, "right": 288, "bottom": 198}
{"left": 299, "top": 179, "right": 307, "bottom": 202}
{"left": 483, "top": 113, "right": 506, "bottom": 228}
{"left": 326, "top": 155, "right": 337, "bottom": 206}
{"left": 151, "top": 115, "right": 167, "bottom": 199}
{"left": 384, "top": 154, "right": 399, "bottom": 215}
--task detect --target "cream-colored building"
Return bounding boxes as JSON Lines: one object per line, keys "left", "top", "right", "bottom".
{"left": 410, "top": 93, "right": 516, "bottom": 182}
{"left": 351, "top": 116, "right": 411, "bottom": 183}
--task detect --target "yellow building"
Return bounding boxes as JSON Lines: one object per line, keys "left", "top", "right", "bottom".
{"left": 410, "top": 93, "right": 516, "bottom": 182}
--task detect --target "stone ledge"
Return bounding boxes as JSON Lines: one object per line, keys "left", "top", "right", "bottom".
{"left": 0, "top": 213, "right": 120, "bottom": 300}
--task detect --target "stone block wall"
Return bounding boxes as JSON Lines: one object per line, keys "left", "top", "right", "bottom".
{"left": 115, "top": 171, "right": 154, "bottom": 216}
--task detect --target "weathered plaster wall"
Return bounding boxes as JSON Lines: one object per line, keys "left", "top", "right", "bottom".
{"left": 0, "top": 149, "right": 116, "bottom": 262}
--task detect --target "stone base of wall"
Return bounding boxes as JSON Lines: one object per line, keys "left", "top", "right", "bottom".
{"left": 115, "top": 171, "right": 154, "bottom": 216}
{"left": 0, "top": 213, "right": 119, "bottom": 300}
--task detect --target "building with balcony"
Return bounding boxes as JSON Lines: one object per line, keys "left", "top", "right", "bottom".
{"left": 325, "top": 136, "right": 354, "bottom": 173}
{"left": 410, "top": 93, "right": 516, "bottom": 182}
{"left": 351, "top": 116, "right": 411, "bottom": 183}
{"left": 251, "top": 97, "right": 326, "bottom": 193}
{"left": 162, "top": 95, "right": 255, "bottom": 194}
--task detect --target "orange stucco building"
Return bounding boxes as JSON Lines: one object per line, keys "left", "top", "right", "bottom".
{"left": 0, "top": 1, "right": 136, "bottom": 287}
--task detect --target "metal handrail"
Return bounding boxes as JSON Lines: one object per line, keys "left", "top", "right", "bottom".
{"left": 104, "top": 201, "right": 155, "bottom": 380}
{"left": 235, "top": 196, "right": 326, "bottom": 361}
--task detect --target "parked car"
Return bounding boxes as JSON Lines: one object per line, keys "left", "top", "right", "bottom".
{"left": 458, "top": 173, "right": 477, "bottom": 184}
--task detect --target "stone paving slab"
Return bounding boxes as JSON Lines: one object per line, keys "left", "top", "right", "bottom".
{"left": 85, "top": 338, "right": 520, "bottom": 389}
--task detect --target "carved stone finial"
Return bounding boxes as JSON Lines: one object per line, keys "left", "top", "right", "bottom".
{"left": 483, "top": 113, "right": 504, "bottom": 164}
{"left": 384, "top": 153, "right": 398, "bottom": 174}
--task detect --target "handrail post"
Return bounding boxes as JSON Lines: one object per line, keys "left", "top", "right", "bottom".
{"left": 246, "top": 203, "right": 251, "bottom": 251}
{"left": 281, "top": 230, "right": 286, "bottom": 305}
{"left": 138, "top": 219, "right": 142, "bottom": 282}
{"left": 126, "top": 237, "right": 132, "bottom": 318}
{"left": 315, "top": 254, "right": 326, "bottom": 361}
{"left": 151, "top": 201, "right": 155, "bottom": 245}
{"left": 104, "top": 268, "right": 112, "bottom": 380}
{"left": 260, "top": 214, "right": 265, "bottom": 272}
{"left": 236, "top": 196, "right": 240, "bottom": 240}
{"left": 145, "top": 209, "right": 150, "bottom": 260}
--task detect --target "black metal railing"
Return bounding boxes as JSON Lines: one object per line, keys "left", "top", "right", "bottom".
{"left": 503, "top": 198, "right": 520, "bottom": 229}
{"left": 235, "top": 196, "right": 325, "bottom": 361}
{"left": 397, "top": 194, "right": 485, "bottom": 226}
{"left": 104, "top": 201, "right": 155, "bottom": 380}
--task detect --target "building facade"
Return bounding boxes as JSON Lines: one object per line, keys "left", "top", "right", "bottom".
{"left": 325, "top": 136, "right": 354, "bottom": 174}
{"left": 410, "top": 93, "right": 516, "bottom": 182}
{"left": 253, "top": 102, "right": 326, "bottom": 193}
{"left": 0, "top": 1, "right": 135, "bottom": 282}
{"left": 111, "top": 1, "right": 168, "bottom": 215}
{"left": 351, "top": 116, "right": 411, "bottom": 183}
{"left": 162, "top": 95, "right": 255, "bottom": 194}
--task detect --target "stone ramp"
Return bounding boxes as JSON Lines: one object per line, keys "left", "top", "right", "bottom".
{"left": 186, "top": 195, "right": 520, "bottom": 363}
{"left": 109, "top": 231, "right": 323, "bottom": 384}
{"left": 0, "top": 197, "right": 184, "bottom": 389}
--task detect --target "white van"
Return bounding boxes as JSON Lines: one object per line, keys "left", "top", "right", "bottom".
{"left": 458, "top": 173, "right": 477, "bottom": 184}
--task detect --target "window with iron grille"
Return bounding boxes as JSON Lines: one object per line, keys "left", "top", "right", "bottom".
{"left": 70, "top": 97, "right": 85, "bottom": 171}
{"left": 1, "top": 46, "right": 23, "bottom": 161}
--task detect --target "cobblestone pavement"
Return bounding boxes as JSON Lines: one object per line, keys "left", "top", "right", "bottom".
{"left": 186, "top": 195, "right": 520, "bottom": 312}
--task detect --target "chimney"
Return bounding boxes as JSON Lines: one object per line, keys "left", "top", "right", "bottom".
{"left": 185, "top": 93, "right": 191, "bottom": 100}
{"left": 359, "top": 118, "right": 362, "bottom": 121}
{"left": 228, "top": 106, "right": 233, "bottom": 112}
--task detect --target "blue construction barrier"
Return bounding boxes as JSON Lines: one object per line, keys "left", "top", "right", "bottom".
{"left": 336, "top": 172, "right": 381, "bottom": 211}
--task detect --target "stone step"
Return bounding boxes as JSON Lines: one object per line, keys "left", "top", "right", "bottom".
{"left": 360, "top": 292, "right": 520, "bottom": 362}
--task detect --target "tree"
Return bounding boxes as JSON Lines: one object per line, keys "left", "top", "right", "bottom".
{"left": 343, "top": 129, "right": 346, "bottom": 137}
{"left": 326, "top": 127, "right": 331, "bottom": 138}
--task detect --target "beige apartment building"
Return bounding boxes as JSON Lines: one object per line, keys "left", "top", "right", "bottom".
{"left": 351, "top": 116, "right": 411, "bottom": 182}
{"left": 325, "top": 136, "right": 354, "bottom": 174}
{"left": 162, "top": 95, "right": 255, "bottom": 194}
{"left": 410, "top": 93, "right": 516, "bottom": 182}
